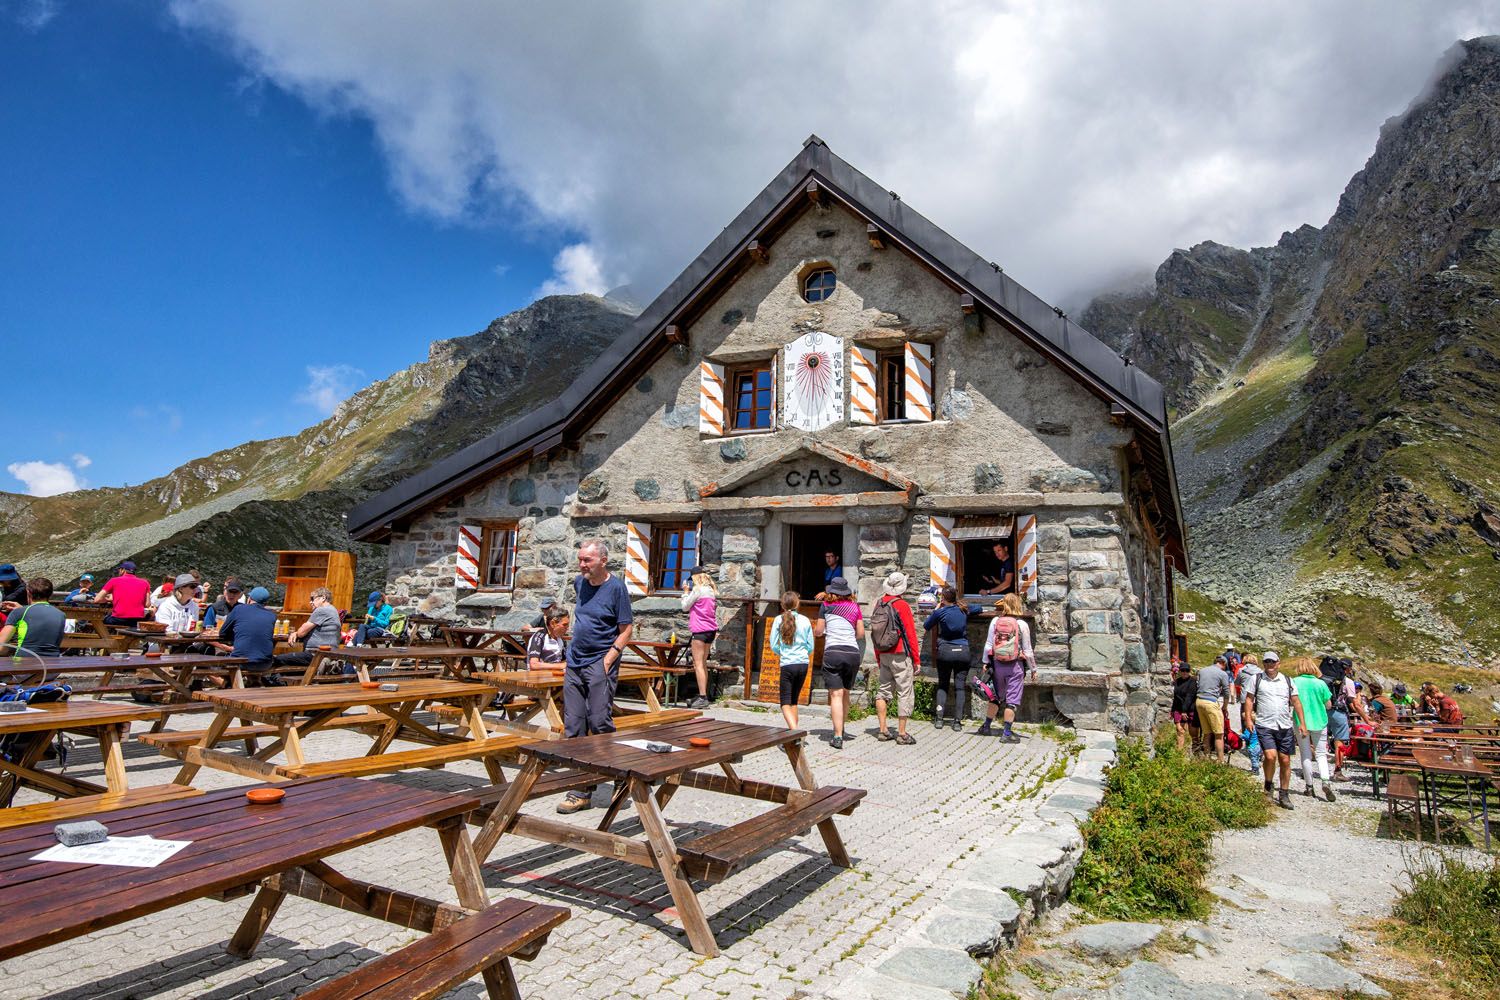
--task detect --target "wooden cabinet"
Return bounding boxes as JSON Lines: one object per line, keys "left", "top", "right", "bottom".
{"left": 271, "top": 550, "right": 355, "bottom": 627}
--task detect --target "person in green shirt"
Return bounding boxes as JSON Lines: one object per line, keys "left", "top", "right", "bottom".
{"left": 1292, "top": 667, "right": 1335, "bottom": 802}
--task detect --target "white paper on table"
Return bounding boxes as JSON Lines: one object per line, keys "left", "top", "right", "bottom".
{"left": 31, "top": 835, "right": 192, "bottom": 868}
{"left": 615, "top": 738, "right": 685, "bottom": 752}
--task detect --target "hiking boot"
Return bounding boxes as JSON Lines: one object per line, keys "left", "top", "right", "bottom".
{"left": 949, "top": 720, "right": 962, "bottom": 732}
{"left": 1332, "top": 769, "right": 1348, "bottom": 782}
{"left": 1264, "top": 779, "right": 1274, "bottom": 794}
{"left": 688, "top": 695, "right": 710, "bottom": 710}
{"left": 556, "top": 793, "right": 593, "bottom": 815}
{"left": 874, "top": 729, "right": 895, "bottom": 742}
{"left": 831, "top": 735, "right": 844, "bottom": 750}
{"left": 1277, "top": 790, "right": 1294, "bottom": 810}
{"left": 1001, "top": 734, "right": 1021, "bottom": 744}
{"left": 932, "top": 715, "right": 945, "bottom": 730}
{"left": 1303, "top": 785, "right": 1315, "bottom": 797}
{"left": 1322, "top": 782, "right": 1337, "bottom": 803}
{"left": 896, "top": 733, "right": 916, "bottom": 746}
{"left": 976, "top": 722, "right": 993, "bottom": 737}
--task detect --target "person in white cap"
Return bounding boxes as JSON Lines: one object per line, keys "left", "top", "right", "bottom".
{"left": 870, "top": 571, "right": 920, "bottom": 745}
{"left": 1243, "top": 650, "right": 1308, "bottom": 810}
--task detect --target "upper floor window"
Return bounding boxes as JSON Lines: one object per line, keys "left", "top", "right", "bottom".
{"left": 729, "top": 362, "right": 774, "bottom": 432}
{"left": 802, "top": 267, "right": 837, "bottom": 302}
{"left": 878, "top": 350, "right": 906, "bottom": 422}
{"left": 480, "top": 522, "right": 519, "bottom": 590}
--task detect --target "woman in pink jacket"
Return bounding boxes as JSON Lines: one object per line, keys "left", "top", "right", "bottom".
{"left": 680, "top": 567, "right": 719, "bottom": 709}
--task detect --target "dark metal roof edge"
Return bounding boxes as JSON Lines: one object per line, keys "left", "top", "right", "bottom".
{"left": 352, "top": 137, "right": 1186, "bottom": 555}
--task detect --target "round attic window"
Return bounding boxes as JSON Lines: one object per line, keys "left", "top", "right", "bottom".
{"left": 802, "top": 267, "right": 837, "bottom": 302}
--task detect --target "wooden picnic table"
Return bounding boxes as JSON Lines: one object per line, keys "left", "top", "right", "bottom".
{"left": 471, "top": 717, "right": 864, "bottom": 956}
{"left": 0, "top": 701, "right": 159, "bottom": 805}
{"left": 0, "top": 653, "right": 249, "bottom": 702}
{"left": 0, "top": 776, "right": 569, "bottom": 990}
{"left": 50, "top": 603, "right": 131, "bottom": 654}
{"left": 294, "top": 645, "right": 507, "bottom": 684}
{"left": 442, "top": 625, "right": 531, "bottom": 661}
{"left": 168, "top": 678, "right": 504, "bottom": 785}
{"left": 1411, "top": 746, "right": 1496, "bottom": 849}
{"left": 473, "top": 665, "right": 665, "bottom": 738}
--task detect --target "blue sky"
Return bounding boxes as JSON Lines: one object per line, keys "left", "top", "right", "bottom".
{"left": 4, "top": 1, "right": 1491, "bottom": 497}
{"left": 1, "top": 1, "right": 569, "bottom": 494}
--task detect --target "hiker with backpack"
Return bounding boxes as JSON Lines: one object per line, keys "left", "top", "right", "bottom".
{"left": 1243, "top": 650, "right": 1308, "bottom": 810}
{"left": 871, "top": 571, "right": 920, "bottom": 746}
{"left": 978, "top": 593, "right": 1035, "bottom": 742}
{"left": 924, "top": 586, "right": 982, "bottom": 731}
{"left": 1323, "top": 657, "right": 1361, "bottom": 781}
{"left": 813, "top": 577, "right": 863, "bottom": 750}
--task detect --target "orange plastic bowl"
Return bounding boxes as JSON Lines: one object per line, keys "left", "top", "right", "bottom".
{"left": 689, "top": 737, "right": 713, "bottom": 749}
{"left": 360, "top": 681, "right": 381, "bottom": 689}
{"left": 143, "top": 651, "right": 162, "bottom": 659}
{"left": 245, "top": 787, "right": 285, "bottom": 804}
{"left": 319, "top": 644, "right": 332, "bottom": 651}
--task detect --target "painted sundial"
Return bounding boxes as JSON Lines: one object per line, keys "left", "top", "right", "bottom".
{"left": 782, "top": 330, "right": 844, "bottom": 431}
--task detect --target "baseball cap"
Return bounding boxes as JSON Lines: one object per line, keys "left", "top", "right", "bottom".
{"left": 224, "top": 577, "right": 242, "bottom": 593}
{"left": 174, "top": 573, "right": 196, "bottom": 589}
{"left": 80, "top": 573, "right": 94, "bottom": 582}
{"left": 248, "top": 586, "right": 271, "bottom": 603}
{"left": 120, "top": 560, "right": 136, "bottom": 571}
{"left": 539, "top": 597, "right": 558, "bottom": 609}
{"left": 368, "top": 590, "right": 383, "bottom": 603}
{"left": 1262, "top": 650, "right": 1280, "bottom": 663}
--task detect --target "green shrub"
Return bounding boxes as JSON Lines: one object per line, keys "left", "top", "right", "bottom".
{"left": 1392, "top": 851, "right": 1500, "bottom": 992}
{"left": 1070, "top": 740, "right": 1270, "bottom": 920}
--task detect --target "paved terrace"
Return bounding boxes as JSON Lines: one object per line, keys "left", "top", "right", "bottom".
{"left": 7, "top": 704, "right": 1110, "bottom": 999}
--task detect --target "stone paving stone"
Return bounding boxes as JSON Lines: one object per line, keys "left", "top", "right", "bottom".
{"left": 5, "top": 705, "right": 1084, "bottom": 998}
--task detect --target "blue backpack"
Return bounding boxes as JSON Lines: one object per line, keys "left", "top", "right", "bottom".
{"left": 0, "top": 682, "right": 73, "bottom": 802}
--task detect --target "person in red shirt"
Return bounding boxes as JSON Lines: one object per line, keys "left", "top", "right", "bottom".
{"left": 1429, "top": 685, "right": 1465, "bottom": 729}
{"left": 872, "top": 571, "right": 920, "bottom": 746}
{"left": 94, "top": 560, "right": 151, "bottom": 625}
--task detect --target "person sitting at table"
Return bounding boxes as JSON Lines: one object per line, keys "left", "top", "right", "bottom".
{"left": 201, "top": 577, "right": 242, "bottom": 629}
{"left": 0, "top": 578, "right": 65, "bottom": 657}
{"left": 94, "top": 560, "right": 151, "bottom": 626}
{"left": 271, "top": 586, "right": 342, "bottom": 674}
{"left": 153, "top": 573, "right": 200, "bottom": 635}
{"left": 1365, "top": 681, "right": 1399, "bottom": 724}
{"left": 0, "top": 564, "right": 24, "bottom": 607}
{"left": 524, "top": 596, "right": 559, "bottom": 633}
{"left": 528, "top": 606, "right": 570, "bottom": 669}
{"left": 353, "top": 590, "right": 393, "bottom": 645}
{"left": 65, "top": 573, "right": 95, "bottom": 603}
{"left": 1427, "top": 683, "right": 1465, "bottom": 730}
{"left": 214, "top": 586, "right": 280, "bottom": 685}
{"left": 148, "top": 574, "right": 176, "bottom": 613}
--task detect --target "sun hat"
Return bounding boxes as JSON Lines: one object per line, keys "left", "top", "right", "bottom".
{"left": 1262, "top": 650, "right": 1280, "bottom": 663}
{"left": 825, "top": 576, "right": 852, "bottom": 597}
{"left": 881, "top": 571, "right": 909, "bottom": 596}
{"left": 248, "top": 586, "right": 271, "bottom": 603}
{"left": 0, "top": 564, "right": 18, "bottom": 582}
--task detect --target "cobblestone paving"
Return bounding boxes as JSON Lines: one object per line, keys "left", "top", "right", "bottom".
{"left": 7, "top": 704, "right": 1076, "bottom": 999}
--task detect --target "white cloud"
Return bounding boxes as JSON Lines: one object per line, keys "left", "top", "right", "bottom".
{"left": 170, "top": 2, "right": 1499, "bottom": 306}
{"left": 7, "top": 460, "right": 84, "bottom": 497}
{"left": 71, "top": 453, "right": 91, "bottom": 469}
{"left": 4, "top": 0, "right": 61, "bottom": 32}
{"left": 490, "top": 263, "right": 510, "bottom": 279}
{"left": 299, "top": 363, "right": 366, "bottom": 415}
{"left": 536, "top": 243, "right": 609, "bottom": 297}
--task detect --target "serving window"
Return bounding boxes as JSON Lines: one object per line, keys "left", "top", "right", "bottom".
{"left": 953, "top": 516, "right": 1016, "bottom": 599}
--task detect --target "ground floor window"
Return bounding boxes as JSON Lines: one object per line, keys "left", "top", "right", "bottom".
{"left": 954, "top": 518, "right": 1016, "bottom": 598}
{"left": 480, "top": 522, "right": 519, "bottom": 590}
{"left": 651, "top": 522, "right": 698, "bottom": 592}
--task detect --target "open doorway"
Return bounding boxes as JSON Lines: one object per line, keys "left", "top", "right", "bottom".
{"left": 785, "top": 522, "right": 845, "bottom": 598}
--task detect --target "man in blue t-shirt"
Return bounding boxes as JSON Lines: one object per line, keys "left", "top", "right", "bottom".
{"left": 214, "top": 586, "right": 280, "bottom": 685}
{"left": 557, "top": 538, "right": 634, "bottom": 815}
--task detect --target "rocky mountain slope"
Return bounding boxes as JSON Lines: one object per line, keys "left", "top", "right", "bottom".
{"left": 0, "top": 294, "right": 637, "bottom": 598}
{"left": 1084, "top": 37, "right": 1500, "bottom": 663}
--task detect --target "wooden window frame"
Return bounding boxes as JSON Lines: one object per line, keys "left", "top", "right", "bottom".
{"left": 802, "top": 267, "right": 837, "bottom": 302}
{"left": 876, "top": 349, "right": 906, "bottom": 422}
{"left": 954, "top": 522, "right": 1017, "bottom": 598}
{"left": 649, "top": 522, "right": 697, "bottom": 594}
{"left": 478, "top": 521, "right": 520, "bottom": 591}
{"left": 727, "top": 361, "right": 775, "bottom": 434}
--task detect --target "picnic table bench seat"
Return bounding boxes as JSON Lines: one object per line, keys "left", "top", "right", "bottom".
{"left": 277, "top": 734, "right": 526, "bottom": 780}
{"left": 676, "top": 785, "right": 866, "bottom": 883}
{"left": 299, "top": 897, "right": 568, "bottom": 1000}
{"left": 0, "top": 784, "right": 202, "bottom": 831}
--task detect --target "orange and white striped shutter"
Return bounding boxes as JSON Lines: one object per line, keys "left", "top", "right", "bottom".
{"left": 699, "top": 362, "right": 725, "bottom": 436}
{"left": 928, "top": 515, "right": 956, "bottom": 588}
{"left": 849, "top": 345, "right": 878, "bottom": 424}
{"left": 625, "top": 521, "right": 652, "bottom": 596}
{"left": 1016, "top": 513, "right": 1039, "bottom": 600}
{"left": 903, "top": 342, "right": 934, "bottom": 422}
{"left": 455, "top": 524, "right": 481, "bottom": 590}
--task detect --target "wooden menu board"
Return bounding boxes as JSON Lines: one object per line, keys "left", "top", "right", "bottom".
{"left": 755, "top": 610, "right": 819, "bottom": 705}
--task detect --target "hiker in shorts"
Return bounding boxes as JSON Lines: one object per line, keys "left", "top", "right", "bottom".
{"left": 814, "top": 577, "right": 864, "bottom": 750}
{"left": 1195, "top": 655, "right": 1232, "bottom": 762}
{"left": 1235, "top": 654, "right": 1265, "bottom": 773}
{"left": 977, "top": 593, "right": 1035, "bottom": 742}
{"left": 871, "top": 571, "right": 919, "bottom": 745}
{"left": 1243, "top": 650, "right": 1307, "bottom": 810}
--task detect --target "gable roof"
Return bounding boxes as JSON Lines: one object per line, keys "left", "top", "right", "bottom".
{"left": 349, "top": 136, "right": 1188, "bottom": 568}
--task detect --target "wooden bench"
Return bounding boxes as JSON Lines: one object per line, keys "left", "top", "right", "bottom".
{"left": 0, "top": 784, "right": 203, "bottom": 831}
{"left": 613, "top": 708, "right": 701, "bottom": 731}
{"left": 676, "top": 785, "right": 865, "bottom": 882}
{"left": 140, "top": 724, "right": 281, "bottom": 759}
{"left": 299, "top": 897, "right": 568, "bottom": 1000}
{"left": 277, "top": 735, "right": 525, "bottom": 781}
{"left": 1385, "top": 772, "right": 1423, "bottom": 841}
